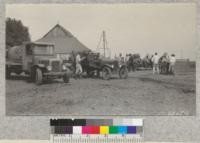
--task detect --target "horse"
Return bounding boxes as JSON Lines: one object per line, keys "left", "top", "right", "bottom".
{"left": 159, "top": 56, "right": 170, "bottom": 74}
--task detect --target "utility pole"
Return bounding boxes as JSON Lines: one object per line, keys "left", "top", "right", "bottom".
{"left": 97, "top": 30, "right": 110, "bottom": 58}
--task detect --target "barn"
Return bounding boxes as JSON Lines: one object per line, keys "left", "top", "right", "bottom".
{"left": 36, "top": 24, "right": 91, "bottom": 60}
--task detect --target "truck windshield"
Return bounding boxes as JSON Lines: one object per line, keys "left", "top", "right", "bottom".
{"left": 33, "top": 45, "right": 54, "bottom": 55}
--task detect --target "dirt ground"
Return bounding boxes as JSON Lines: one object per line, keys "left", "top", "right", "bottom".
{"left": 6, "top": 70, "right": 195, "bottom": 116}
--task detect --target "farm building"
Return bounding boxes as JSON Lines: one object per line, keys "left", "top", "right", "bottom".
{"left": 36, "top": 24, "right": 91, "bottom": 60}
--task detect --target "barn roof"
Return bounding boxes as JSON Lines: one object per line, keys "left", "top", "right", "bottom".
{"left": 36, "top": 24, "right": 91, "bottom": 54}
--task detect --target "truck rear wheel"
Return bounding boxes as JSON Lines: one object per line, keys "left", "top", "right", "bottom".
{"left": 63, "top": 73, "right": 70, "bottom": 83}
{"left": 119, "top": 66, "right": 128, "bottom": 79}
{"left": 35, "top": 68, "right": 43, "bottom": 85}
{"left": 102, "top": 67, "right": 111, "bottom": 80}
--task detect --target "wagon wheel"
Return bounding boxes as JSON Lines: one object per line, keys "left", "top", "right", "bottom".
{"left": 119, "top": 66, "right": 128, "bottom": 79}
{"left": 102, "top": 67, "right": 111, "bottom": 80}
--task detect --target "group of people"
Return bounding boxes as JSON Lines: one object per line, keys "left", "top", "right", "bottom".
{"left": 152, "top": 52, "right": 176, "bottom": 75}
{"left": 115, "top": 52, "right": 176, "bottom": 75}
{"left": 72, "top": 51, "right": 176, "bottom": 79}
{"left": 115, "top": 53, "right": 142, "bottom": 71}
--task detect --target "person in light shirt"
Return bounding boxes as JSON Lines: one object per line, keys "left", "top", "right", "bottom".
{"left": 169, "top": 54, "right": 176, "bottom": 75}
{"left": 75, "top": 53, "right": 83, "bottom": 79}
{"left": 152, "top": 52, "right": 160, "bottom": 74}
{"left": 125, "top": 54, "right": 130, "bottom": 63}
{"left": 118, "top": 53, "right": 123, "bottom": 65}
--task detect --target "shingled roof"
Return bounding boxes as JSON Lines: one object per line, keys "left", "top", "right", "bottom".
{"left": 36, "top": 24, "right": 90, "bottom": 54}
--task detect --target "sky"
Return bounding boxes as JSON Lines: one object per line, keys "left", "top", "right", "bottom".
{"left": 6, "top": 3, "right": 197, "bottom": 60}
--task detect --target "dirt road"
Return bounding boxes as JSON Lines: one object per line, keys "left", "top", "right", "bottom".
{"left": 6, "top": 70, "right": 195, "bottom": 116}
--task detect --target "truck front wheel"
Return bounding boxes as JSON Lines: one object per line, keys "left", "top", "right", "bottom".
{"left": 102, "top": 67, "right": 111, "bottom": 80}
{"left": 35, "top": 68, "right": 43, "bottom": 85}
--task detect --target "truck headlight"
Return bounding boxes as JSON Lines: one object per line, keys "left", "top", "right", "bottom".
{"left": 47, "top": 65, "right": 52, "bottom": 71}
{"left": 62, "top": 65, "right": 67, "bottom": 70}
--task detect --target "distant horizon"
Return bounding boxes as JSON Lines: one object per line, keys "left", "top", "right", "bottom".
{"left": 6, "top": 3, "right": 197, "bottom": 61}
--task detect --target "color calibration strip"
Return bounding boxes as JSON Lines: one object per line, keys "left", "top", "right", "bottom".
{"left": 50, "top": 119, "right": 143, "bottom": 143}
{"left": 52, "top": 125, "right": 141, "bottom": 134}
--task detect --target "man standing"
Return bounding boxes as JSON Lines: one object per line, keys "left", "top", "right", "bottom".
{"left": 75, "top": 52, "right": 83, "bottom": 79}
{"left": 125, "top": 54, "right": 130, "bottom": 64}
{"left": 169, "top": 54, "right": 176, "bottom": 75}
{"left": 152, "top": 52, "right": 160, "bottom": 74}
{"left": 118, "top": 53, "right": 123, "bottom": 65}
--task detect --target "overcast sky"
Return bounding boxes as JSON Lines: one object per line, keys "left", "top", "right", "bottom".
{"left": 6, "top": 3, "right": 197, "bottom": 60}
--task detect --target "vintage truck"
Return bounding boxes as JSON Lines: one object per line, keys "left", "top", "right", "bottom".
{"left": 6, "top": 42, "right": 70, "bottom": 85}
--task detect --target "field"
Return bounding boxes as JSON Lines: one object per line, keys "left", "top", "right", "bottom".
{"left": 6, "top": 69, "right": 195, "bottom": 116}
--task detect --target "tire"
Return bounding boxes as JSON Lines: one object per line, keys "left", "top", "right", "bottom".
{"left": 35, "top": 68, "right": 43, "bottom": 85}
{"left": 102, "top": 67, "right": 111, "bottom": 80}
{"left": 119, "top": 67, "right": 128, "bottom": 79}
{"left": 63, "top": 73, "right": 70, "bottom": 83}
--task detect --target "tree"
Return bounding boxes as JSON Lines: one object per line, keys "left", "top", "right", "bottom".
{"left": 6, "top": 18, "right": 31, "bottom": 48}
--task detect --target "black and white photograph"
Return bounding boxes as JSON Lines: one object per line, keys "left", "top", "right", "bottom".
{"left": 6, "top": 3, "right": 196, "bottom": 116}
